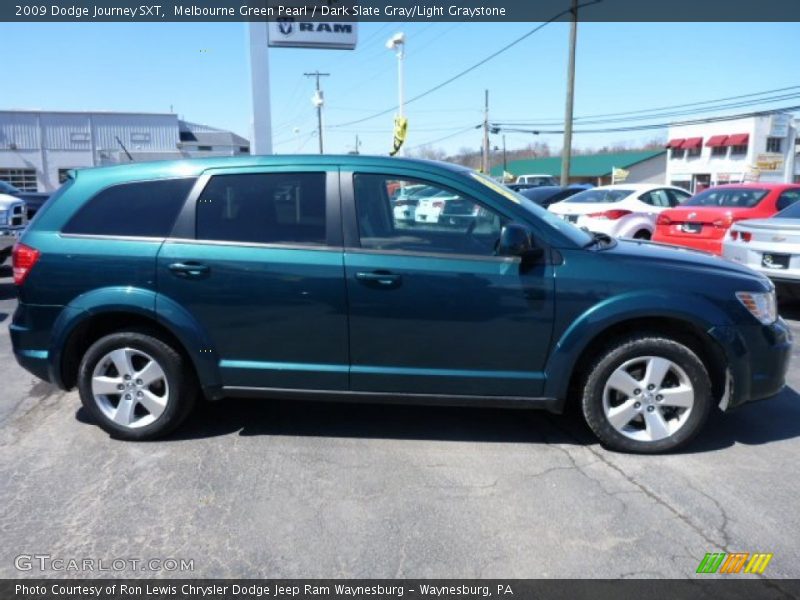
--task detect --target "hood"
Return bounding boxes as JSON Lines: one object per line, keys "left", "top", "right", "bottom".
{"left": 0, "top": 193, "right": 25, "bottom": 209}
{"left": 606, "top": 238, "right": 769, "bottom": 283}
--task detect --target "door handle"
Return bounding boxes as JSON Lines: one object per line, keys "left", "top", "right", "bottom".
{"left": 168, "top": 262, "right": 210, "bottom": 278}
{"left": 354, "top": 271, "right": 401, "bottom": 287}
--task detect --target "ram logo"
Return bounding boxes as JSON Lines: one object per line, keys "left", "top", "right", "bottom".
{"left": 277, "top": 18, "right": 293, "bottom": 35}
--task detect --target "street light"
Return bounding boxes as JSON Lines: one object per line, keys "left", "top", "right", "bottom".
{"left": 386, "top": 32, "right": 405, "bottom": 155}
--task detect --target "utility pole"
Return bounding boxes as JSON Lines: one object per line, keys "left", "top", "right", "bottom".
{"left": 560, "top": 0, "right": 578, "bottom": 187}
{"left": 502, "top": 134, "right": 507, "bottom": 173}
{"left": 304, "top": 71, "right": 329, "bottom": 154}
{"left": 482, "top": 89, "right": 490, "bottom": 174}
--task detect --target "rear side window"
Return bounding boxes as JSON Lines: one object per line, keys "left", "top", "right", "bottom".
{"left": 62, "top": 178, "right": 195, "bottom": 237}
{"left": 196, "top": 172, "right": 327, "bottom": 245}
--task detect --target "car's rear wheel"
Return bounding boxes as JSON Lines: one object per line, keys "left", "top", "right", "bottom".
{"left": 77, "top": 330, "right": 197, "bottom": 440}
{"left": 581, "top": 334, "right": 713, "bottom": 453}
{"left": 633, "top": 230, "right": 651, "bottom": 240}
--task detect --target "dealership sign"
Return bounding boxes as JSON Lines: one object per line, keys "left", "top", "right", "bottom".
{"left": 268, "top": 19, "right": 357, "bottom": 49}
{"left": 755, "top": 153, "right": 785, "bottom": 172}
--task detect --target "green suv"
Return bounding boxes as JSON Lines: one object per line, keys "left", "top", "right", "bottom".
{"left": 9, "top": 156, "right": 793, "bottom": 453}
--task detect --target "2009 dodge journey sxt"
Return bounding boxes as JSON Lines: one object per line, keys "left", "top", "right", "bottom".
{"left": 10, "top": 156, "right": 793, "bottom": 453}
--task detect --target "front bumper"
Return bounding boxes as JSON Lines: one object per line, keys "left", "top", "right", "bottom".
{"left": 709, "top": 317, "right": 793, "bottom": 410}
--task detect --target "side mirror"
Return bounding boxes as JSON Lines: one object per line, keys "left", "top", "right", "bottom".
{"left": 497, "top": 223, "right": 544, "bottom": 263}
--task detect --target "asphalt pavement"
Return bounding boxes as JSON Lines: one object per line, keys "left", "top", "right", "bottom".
{"left": 1, "top": 262, "right": 799, "bottom": 579}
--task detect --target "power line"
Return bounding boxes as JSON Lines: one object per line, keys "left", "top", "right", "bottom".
{"left": 406, "top": 125, "right": 481, "bottom": 151}
{"left": 492, "top": 104, "right": 800, "bottom": 135}
{"left": 495, "top": 84, "right": 800, "bottom": 126}
{"left": 329, "top": 0, "right": 603, "bottom": 129}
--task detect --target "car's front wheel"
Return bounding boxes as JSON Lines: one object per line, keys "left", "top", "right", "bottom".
{"left": 77, "top": 330, "right": 197, "bottom": 440}
{"left": 581, "top": 334, "right": 713, "bottom": 453}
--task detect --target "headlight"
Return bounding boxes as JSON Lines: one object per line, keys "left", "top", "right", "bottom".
{"left": 736, "top": 291, "right": 777, "bottom": 325}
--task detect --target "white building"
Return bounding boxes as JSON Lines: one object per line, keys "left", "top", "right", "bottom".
{"left": 665, "top": 113, "right": 799, "bottom": 193}
{"left": 0, "top": 110, "right": 250, "bottom": 192}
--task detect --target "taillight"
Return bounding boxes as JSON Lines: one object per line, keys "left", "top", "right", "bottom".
{"left": 12, "top": 243, "right": 40, "bottom": 285}
{"left": 730, "top": 231, "right": 739, "bottom": 240}
{"left": 657, "top": 214, "right": 672, "bottom": 226}
{"left": 741, "top": 231, "right": 752, "bottom": 242}
{"left": 713, "top": 215, "right": 735, "bottom": 229}
{"left": 587, "top": 209, "right": 632, "bottom": 220}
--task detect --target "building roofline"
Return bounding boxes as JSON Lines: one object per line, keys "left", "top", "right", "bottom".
{"left": 0, "top": 109, "right": 176, "bottom": 117}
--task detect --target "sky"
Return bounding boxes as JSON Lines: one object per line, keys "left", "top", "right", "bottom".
{"left": 1, "top": 19, "right": 799, "bottom": 157}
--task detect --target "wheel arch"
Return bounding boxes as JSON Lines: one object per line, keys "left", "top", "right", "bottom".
{"left": 544, "top": 295, "right": 732, "bottom": 409}
{"left": 50, "top": 288, "right": 221, "bottom": 396}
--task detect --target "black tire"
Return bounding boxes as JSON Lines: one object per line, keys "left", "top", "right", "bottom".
{"left": 581, "top": 334, "right": 713, "bottom": 454}
{"left": 77, "top": 330, "right": 197, "bottom": 440}
{"left": 633, "top": 230, "right": 651, "bottom": 240}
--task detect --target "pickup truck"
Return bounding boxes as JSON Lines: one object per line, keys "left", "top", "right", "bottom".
{"left": 515, "top": 174, "right": 558, "bottom": 187}
{"left": 0, "top": 180, "right": 50, "bottom": 219}
{"left": 0, "top": 193, "right": 27, "bottom": 263}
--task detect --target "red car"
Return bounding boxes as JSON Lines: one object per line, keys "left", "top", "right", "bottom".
{"left": 653, "top": 183, "right": 800, "bottom": 255}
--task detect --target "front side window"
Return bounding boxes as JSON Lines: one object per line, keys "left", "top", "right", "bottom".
{"left": 640, "top": 190, "right": 671, "bottom": 208}
{"left": 196, "top": 172, "right": 326, "bottom": 245}
{"left": 666, "top": 188, "right": 691, "bottom": 206}
{"left": 62, "top": 178, "right": 195, "bottom": 237}
{"left": 353, "top": 173, "right": 507, "bottom": 257}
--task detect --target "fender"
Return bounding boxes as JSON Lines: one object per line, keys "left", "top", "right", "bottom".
{"left": 542, "top": 290, "right": 733, "bottom": 400}
{"left": 48, "top": 286, "right": 221, "bottom": 393}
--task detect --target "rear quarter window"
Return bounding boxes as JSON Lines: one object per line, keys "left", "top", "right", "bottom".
{"left": 62, "top": 178, "right": 195, "bottom": 237}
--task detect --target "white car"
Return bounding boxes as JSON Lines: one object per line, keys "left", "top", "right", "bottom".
{"left": 548, "top": 184, "right": 691, "bottom": 240}
{"left": 722, "top": 199, "right": 800, "bottom": 295}
{"left": 415, "top": 190, "right": 460, "bottom": 224}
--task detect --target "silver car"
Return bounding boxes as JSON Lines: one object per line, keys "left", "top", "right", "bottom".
{"left": 723, "top": 198, "right": 800, "bottom": 295}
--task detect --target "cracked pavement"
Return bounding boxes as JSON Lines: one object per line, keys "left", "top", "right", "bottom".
{"left": 1, "top": 263, "right": 800, "bottom": 579}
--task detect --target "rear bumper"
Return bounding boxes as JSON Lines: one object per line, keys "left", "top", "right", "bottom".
{"left": 709, "top": 317, "right": 793, "bottom": 410}
{"left": 653, "top": 233, "right": 723, "bottom": 255}
{"left": 9, "top": 302, "right": 64, "bottom": 385}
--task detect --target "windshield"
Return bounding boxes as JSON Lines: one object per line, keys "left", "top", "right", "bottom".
{"left": 776, "top": 200, "right": 800, "bottom": 219}
{"left": 684, "top": 187, "right": 768, "bottom": 208}
{"left": 563, "top": 188, "right": 633, "bottom": 204}
{"left": 469, "top": 172, "right": 593, "bottom": 247}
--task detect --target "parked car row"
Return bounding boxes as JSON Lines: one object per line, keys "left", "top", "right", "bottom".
{"left": 545, "top": 182, "right": 800, "bottom": 294}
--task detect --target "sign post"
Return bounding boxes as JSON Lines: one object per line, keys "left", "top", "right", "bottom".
{"left": 248, "top": 21, "right": 273, "bottom": 155}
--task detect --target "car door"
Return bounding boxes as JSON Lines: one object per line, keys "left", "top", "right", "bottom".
{"left": 156, "top": 167, "right": 349, "bottom": 391}
{"left": 341, "top": 169, "right": 556, "bottom": 398}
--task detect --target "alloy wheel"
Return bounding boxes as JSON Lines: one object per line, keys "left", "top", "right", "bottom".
{"left": 91, "top": 347, "right": 170, "bottom": 429}
{"left": 602, "top": 355, "right": 695, "bottom": 442}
